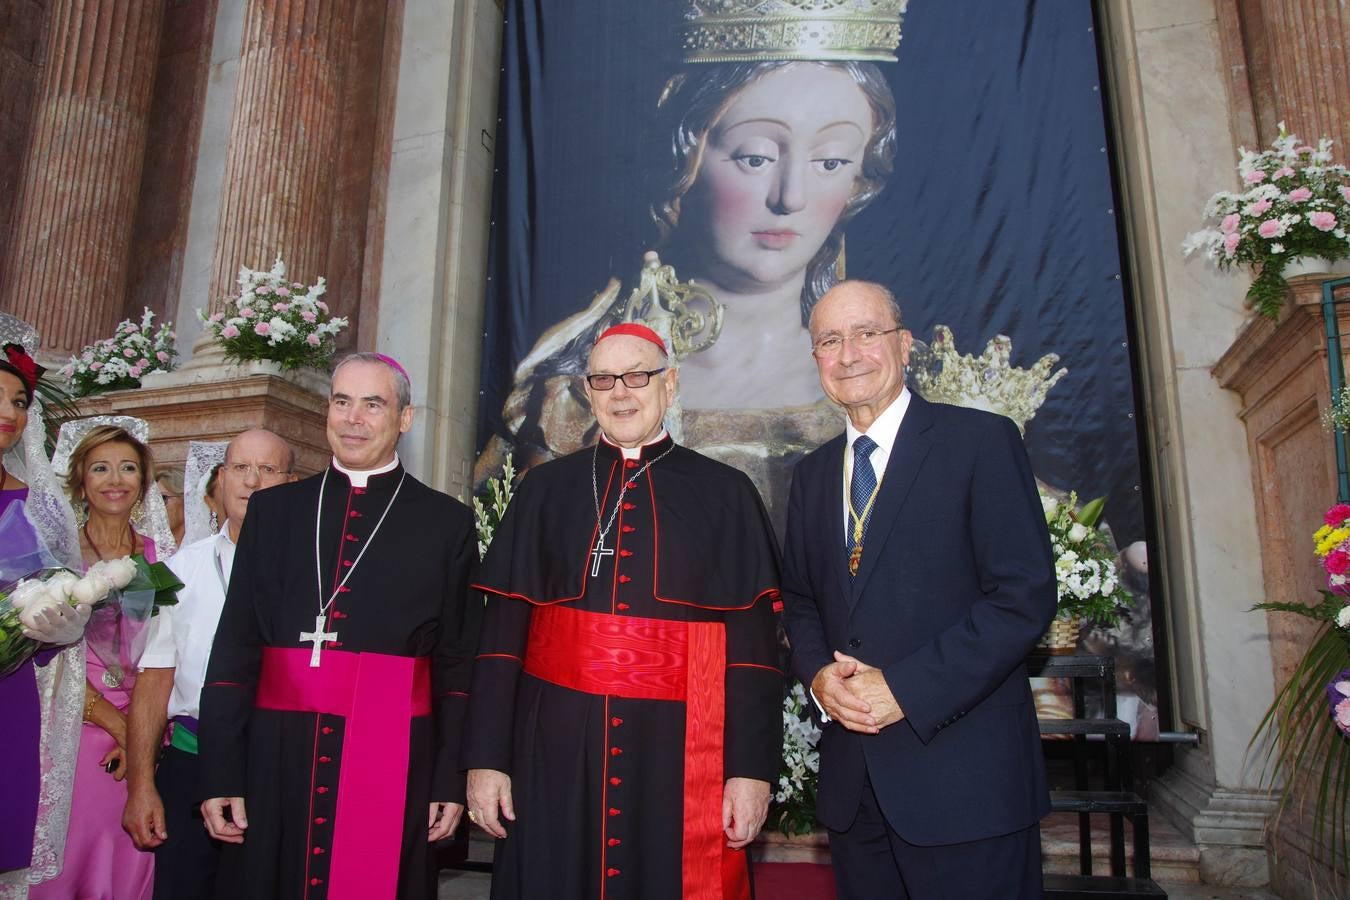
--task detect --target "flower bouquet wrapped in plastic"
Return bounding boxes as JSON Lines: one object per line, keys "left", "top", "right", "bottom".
{"left": 0, "top": 501, "right": 182, "bottom": 680}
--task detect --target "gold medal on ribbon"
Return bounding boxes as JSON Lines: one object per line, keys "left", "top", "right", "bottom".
{"left": 848, "top": 545, "right": 863, "bottom": 576}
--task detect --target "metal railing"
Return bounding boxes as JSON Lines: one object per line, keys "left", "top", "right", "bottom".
{"left": 1322, "top": 276, "right": 1350, "bottom": 503}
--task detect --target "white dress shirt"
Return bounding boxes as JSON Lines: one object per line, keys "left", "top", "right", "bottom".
{"left": 841, "top": 387, "right": 912, "bottom": 542}
{"left": 813, "top": 388, "right": 911, "bottom": 722}
{"left": 139, "top": 523, "right": 237, "bottom": 719}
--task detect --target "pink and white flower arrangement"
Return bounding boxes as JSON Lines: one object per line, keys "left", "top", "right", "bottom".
{"left": 60, "top": 308, "right": 178, "bottom": 397}
{"left": 1183, "top": 123, "right": 1350, "bottom": 318}
{"left": 198, "top": 257, "right": 348, "bottom": 370}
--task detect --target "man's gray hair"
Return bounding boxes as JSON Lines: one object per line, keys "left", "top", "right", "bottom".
{"left": 808, "top": 280, "right": 905, "bottom": 332}
{"left": 331, "top": 352, "right": 412, "bottom": 410}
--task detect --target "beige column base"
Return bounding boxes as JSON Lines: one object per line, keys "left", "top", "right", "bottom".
{"left": 75, "top": 357, "right": 331, "bottom": 476}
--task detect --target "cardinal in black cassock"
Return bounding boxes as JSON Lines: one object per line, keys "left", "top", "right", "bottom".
{"left": 464, "top": 323, "right": 784, "bottom": 900}
{"left": 198, "top": 354, "right": 479, "bottom": 900}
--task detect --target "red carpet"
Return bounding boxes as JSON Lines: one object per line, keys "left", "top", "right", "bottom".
{"left": 754, "top": 862, "right": 837, "bottom": 900}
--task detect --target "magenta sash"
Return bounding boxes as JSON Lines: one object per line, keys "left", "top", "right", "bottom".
{"left": 255, "top": 647, "right": 430, "bottom": 900}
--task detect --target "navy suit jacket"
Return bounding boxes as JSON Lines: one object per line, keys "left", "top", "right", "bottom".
{"left": 782, "top": 392, "right": 1057, "bottom": 846}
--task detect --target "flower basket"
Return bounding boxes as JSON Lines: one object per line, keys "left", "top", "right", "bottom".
{"left": 1040, "top": 490, "right": 1131, "bottom": 629}
{"left": 1184, "top": 122, "right": 1350, "bottom": 319}
{"left": 1037, "top": 614, "right": 1081, "bottom": 650}
{"left": 198, "top": 257, "right": 349, "bottom": 371}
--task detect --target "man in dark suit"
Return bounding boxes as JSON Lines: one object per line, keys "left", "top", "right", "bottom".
{"left": 782, "top": 280, "right": 1058, "bottom": 899}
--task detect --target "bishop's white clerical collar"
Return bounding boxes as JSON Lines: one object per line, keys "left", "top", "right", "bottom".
{"left": 601, "top": 430, "right": 670, "bottom": 460}
{"left": 331, "top": 453, "right": 400, "bottom": 488}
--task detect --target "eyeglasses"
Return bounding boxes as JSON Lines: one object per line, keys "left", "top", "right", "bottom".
{"left": 810, "top": 327, "right": 903, "bottom": 357}
{"left": 584, "top": 368, "right": 667, "bottom": 391}
{"left": 225, "top": 462, "right": 290, "bottom": 480}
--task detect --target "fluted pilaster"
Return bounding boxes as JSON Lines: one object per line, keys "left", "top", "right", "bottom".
{"left": 207, "top": 0, "right": 355, "bottom": 312}
{"left": 0, "top": 0, "right": 166, "bottom": 355}
{"left": 1225, "top": 1, "right": 1350, "bottom": 150}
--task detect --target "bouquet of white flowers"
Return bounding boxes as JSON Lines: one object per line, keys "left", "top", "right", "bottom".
{"left": 0, "top": 504, "right": 182, "bottom": 679}
{"left": 770, "top": 681, "right": 822, "bottom": 836}
{"left": 473, "top": 455, "right": 517, "bottom": 560}
{"left": 1040, "top": 490, "right": 1130, "bottom": 627}
{"left": 198, "top": 257, "right": 349, "bottom": 370}
{"left": 61, "top": 308, "right": 177, "bottom": 397}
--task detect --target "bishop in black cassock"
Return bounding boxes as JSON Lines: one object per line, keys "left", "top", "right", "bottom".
{"left": 464, "top": 323, "right": 783, "bottom": 900}
{"left": 198, "top": 355, "right": 479, "bottom": 900}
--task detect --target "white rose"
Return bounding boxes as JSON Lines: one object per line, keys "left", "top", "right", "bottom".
{"left": 7, "top": 579, "right": 52, "bottom": 611}
{"left": 46, "top": 571, "right": 79, "bottom": 599}
{"left": 71, "top": 572, "right": 113, "bottom": 606}
{"left": 102, "top": 557, "right": 138, "bottom": 589}
{"left": 1068, "top": 523, "right": 1089, "bottom": 544}
{"left": 1040, "top": 494, "right": 1059, "bottom": 521}
{"left": 1338, "top": 606, "right": 1350, "bottom": 630}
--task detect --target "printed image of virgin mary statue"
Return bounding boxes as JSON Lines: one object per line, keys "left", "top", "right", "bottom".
{"left": 476, "top": 0, "right": 1159, "bottom": 738}
{"left": 476, "top": 1, "right": 908, "bottom": 522}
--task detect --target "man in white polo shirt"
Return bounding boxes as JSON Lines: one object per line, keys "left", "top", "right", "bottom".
{"left": 121, "top": 428, "right": 296, "bottom": 899}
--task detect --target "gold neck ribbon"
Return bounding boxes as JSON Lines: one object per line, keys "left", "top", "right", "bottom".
{"left": 845, "top": 458, "right": 883, "bottom": 577}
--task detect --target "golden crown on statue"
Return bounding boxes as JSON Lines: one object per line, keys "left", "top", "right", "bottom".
{"left": 908, "top": 325, "right": 1068, "bottom": 435}
{"left": 682, "top": 0, "right": 909, "bottom": 63}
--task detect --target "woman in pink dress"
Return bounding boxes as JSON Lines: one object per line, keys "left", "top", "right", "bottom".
{"left": 31, "top": 419, "right": 176, "bottom": 900}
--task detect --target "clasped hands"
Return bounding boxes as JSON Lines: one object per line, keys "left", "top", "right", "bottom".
{"left": 811, "top": 651, "right": 904, "bottom": 734}
{"left": 467, "top": 769, "right": 769, "bottom": 848}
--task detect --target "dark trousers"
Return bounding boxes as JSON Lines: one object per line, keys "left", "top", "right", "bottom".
{"left": 827, "top": 776, "right": 1042, "bottom": 900}
{"left": 152, "top": 745, "right": 223, "bottom": 900}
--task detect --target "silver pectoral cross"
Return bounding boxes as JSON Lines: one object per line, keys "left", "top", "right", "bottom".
{"left": 299, "top": 614, "right": 338, "bottom": 667}
{"left": 589, "top": 534, "right": 615, "bottom": 578}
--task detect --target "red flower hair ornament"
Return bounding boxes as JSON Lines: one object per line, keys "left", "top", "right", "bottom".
{"left": 1, "top": 343, "right": 44, "bottom": 395}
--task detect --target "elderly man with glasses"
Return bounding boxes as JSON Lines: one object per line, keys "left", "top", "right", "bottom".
{"left": 782, "top": 280, "right": 1058, "bottom": 899}
{"left": 122, "top": 428, "right": 296, "bottom": 899}
{"left": 464, "top": 322, "right": 784, "bottom": 900}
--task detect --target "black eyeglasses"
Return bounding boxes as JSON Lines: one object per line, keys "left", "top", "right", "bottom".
{"left": 584, "top": 368, "right": 666, "bottom": 391}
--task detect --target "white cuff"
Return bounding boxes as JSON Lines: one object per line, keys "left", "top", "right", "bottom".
{"left": 809, "top": 686, "right": 832, "bottom": 724}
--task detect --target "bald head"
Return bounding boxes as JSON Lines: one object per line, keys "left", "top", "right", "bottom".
{"left": 228, "top": 428, "right": 295, "bottom": 472}
{"left": 221, "top": 428, "right": 297, "bottom": 540}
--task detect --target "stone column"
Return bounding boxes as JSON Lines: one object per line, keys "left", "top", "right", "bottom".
{"left": 206, "top": 0, "right": 355, "bottom": 313}
{"left": 1096, "top": 2, "right": 1278, "bottom": 888}
{"left": 0, "top": 0, "right": 167, "bottom": 355}
{"left": 1218, "top": 0, "right": 1350, "bottom": 150}
{"left": 376, "top": 0, "right": 501, "bottom": 499}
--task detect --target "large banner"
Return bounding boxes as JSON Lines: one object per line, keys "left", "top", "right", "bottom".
{"left": 476, "top": 1, "right": 1161, "bottom": 738}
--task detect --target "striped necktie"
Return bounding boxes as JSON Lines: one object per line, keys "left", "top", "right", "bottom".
{"left": 848, "top": 434, "right": 878, "bottom": 556}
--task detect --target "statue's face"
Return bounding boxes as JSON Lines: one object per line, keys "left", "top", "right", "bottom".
{"left": 683, "top": 63, "right": 873, "bottom": 293}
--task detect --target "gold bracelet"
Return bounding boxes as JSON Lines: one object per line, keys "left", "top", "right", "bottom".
{"left": 83, "top": 692, "right": 98, "bottom": 722}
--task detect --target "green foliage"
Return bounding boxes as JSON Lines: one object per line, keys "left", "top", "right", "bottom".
{"left": 1251, "top": 592, "right": 1350, "bottom": 869}
{"left": 473, "top": 455, "right": 517, "bottom": 560}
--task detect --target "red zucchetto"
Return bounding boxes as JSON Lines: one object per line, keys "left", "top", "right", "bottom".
{"left": 594, "top": 323, "right": 668, "bottom": 356}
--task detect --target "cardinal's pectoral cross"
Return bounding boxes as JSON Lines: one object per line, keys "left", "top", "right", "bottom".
{"left": 589, "top": 534, "right": 615, "bottom": 578}
{"left": 300, "top": 614, "right": 338, "bottom": 667}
